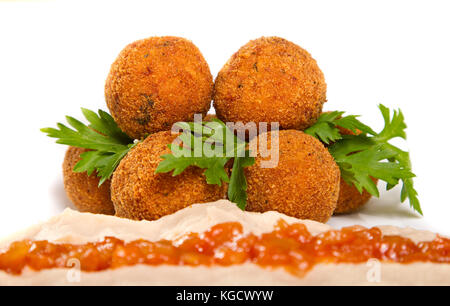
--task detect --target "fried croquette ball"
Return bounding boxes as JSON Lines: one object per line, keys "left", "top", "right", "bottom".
{"left": 111, "top": 131, "right": 227, "bottom": 220}
{"left": 213, "top": 37, "right": 326, "bottom": 131}
{"left": 245, "top": 130, "right": 340, "bottom": 223}
{"left": 334, "top": 177, "right": 378, "bottom": 214}
{"left": 105, "top": 36, "right": 213, "bottom": 139}
{"left": 63, "top": 147, "right": 115, "bottom": 215}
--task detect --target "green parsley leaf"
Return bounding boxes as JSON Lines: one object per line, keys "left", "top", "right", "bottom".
{"left": 155, "top": 118, "right": 255, "bottom": 209}
{"left": 41, "top": 109, "right": 135, "bottom": 186}
{"left": 384, "top": 144, "right": 422, "bottom": 215}
{"left": 374, "top": 105, "right": 407, "bottom": 142}
{"left": 304, "top": 111, "right": 344, "bottom": 144}
{"left": 335, "top": 115, "right": 376, "bottom": 136}
{"left": 80, "top": 108, "right": 132, "bottom": 144}
{"left": 228, "top": 154, "right": 255, "bottom": 209}
{"left": 305, "top": 111, "right": 376, "bottom": 144}
{"left": 308, "top": 104, "right": 422, "bottom": 215}
{"left": 157, "top": 153, "right": 231, "bottom": 185}
{"left": 330, "top": 140, "right": 414, "bottom": 196}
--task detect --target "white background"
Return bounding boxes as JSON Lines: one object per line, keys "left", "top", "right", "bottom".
{"left": 0, "top": 0, "right": 449, "bottom": 237}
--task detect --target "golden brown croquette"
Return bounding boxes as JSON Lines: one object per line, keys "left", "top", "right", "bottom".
{"left": 245, "top": 130, "right": 340, "bottom": 223}
{"left": 63, "top": 147, "right": 115, "bottom": 215}
{"left": 105, "top": 36, "right": 213, "bottom": 139}
{"left": 334, "top": 177, "right": 377, "bottom": 214}
{"left": 111, "top": 131, "right": 227, "bottom": 220}
{"left": 213, "top": 37, "right": 326, "bottom": 131}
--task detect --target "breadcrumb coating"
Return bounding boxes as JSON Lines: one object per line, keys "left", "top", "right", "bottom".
{"left": 110, "top": 131, "right": 227, "bottom": 220}
{"left": 334, "top": 177, "right": 377, "bottom": 214}
{"left": 213, "top": 37, "right": 326, "bottom": 131}
{"left": 62, "top": 147, "right": 115, "bottom": 215}
{"left": 245, "top": 130, "right": 340, "bottom": 223}
{"left": 105, "top": 36, "right": 213, "bottom": 139}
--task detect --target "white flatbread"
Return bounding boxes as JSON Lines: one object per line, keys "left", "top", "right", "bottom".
{"left": 0, "top": 200, "right": 448, "bottom": 285}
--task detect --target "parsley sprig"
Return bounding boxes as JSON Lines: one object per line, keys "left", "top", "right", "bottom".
{"left": 155, "top": 119, "right": 255, "bottom": 209}
{"left": 305, "top": 104, "right": 422, "bottom": 215}
{"left": 41, "top": 108, "right": 136, "bottom": 186}
{"left": 42, "top": 105, "right": 421, "bottom": 215}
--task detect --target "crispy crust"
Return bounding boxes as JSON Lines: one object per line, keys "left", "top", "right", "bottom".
{"left": 213, "top": 37, "right": 326, "bottom": 131}
{"left": 334, "top": 177, "right": 377, "bottom": 214}
{"left": 105, "top": 36, "right": 213, "bottom": 139}
{"left": 110, "top": 131, "right": 227, "bottom": 220}
{"left": 62, "top": 147, "right": 115, "bottom": 215}
{"left": 245, "top": 130, "right": 340, "bottom": 223}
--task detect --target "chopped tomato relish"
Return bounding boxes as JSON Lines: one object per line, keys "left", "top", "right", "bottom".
{"left": 0, "top": 220, "right": 449, "bottom": 275}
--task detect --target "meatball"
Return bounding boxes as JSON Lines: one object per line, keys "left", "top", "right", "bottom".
{"left": 245, "top": 130, "right": 340, "bottom": 223}
{"left": 105, "top": 36, "right": 213, "bottom": 139}
{"left": 214, "top": 37, "right": 326, "bottom": 131}
{"left": 63, "top": 147, "right": 115, "bottom": 215}
{"left": 111, "top": 131, "right": 227, "bottom": 220}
